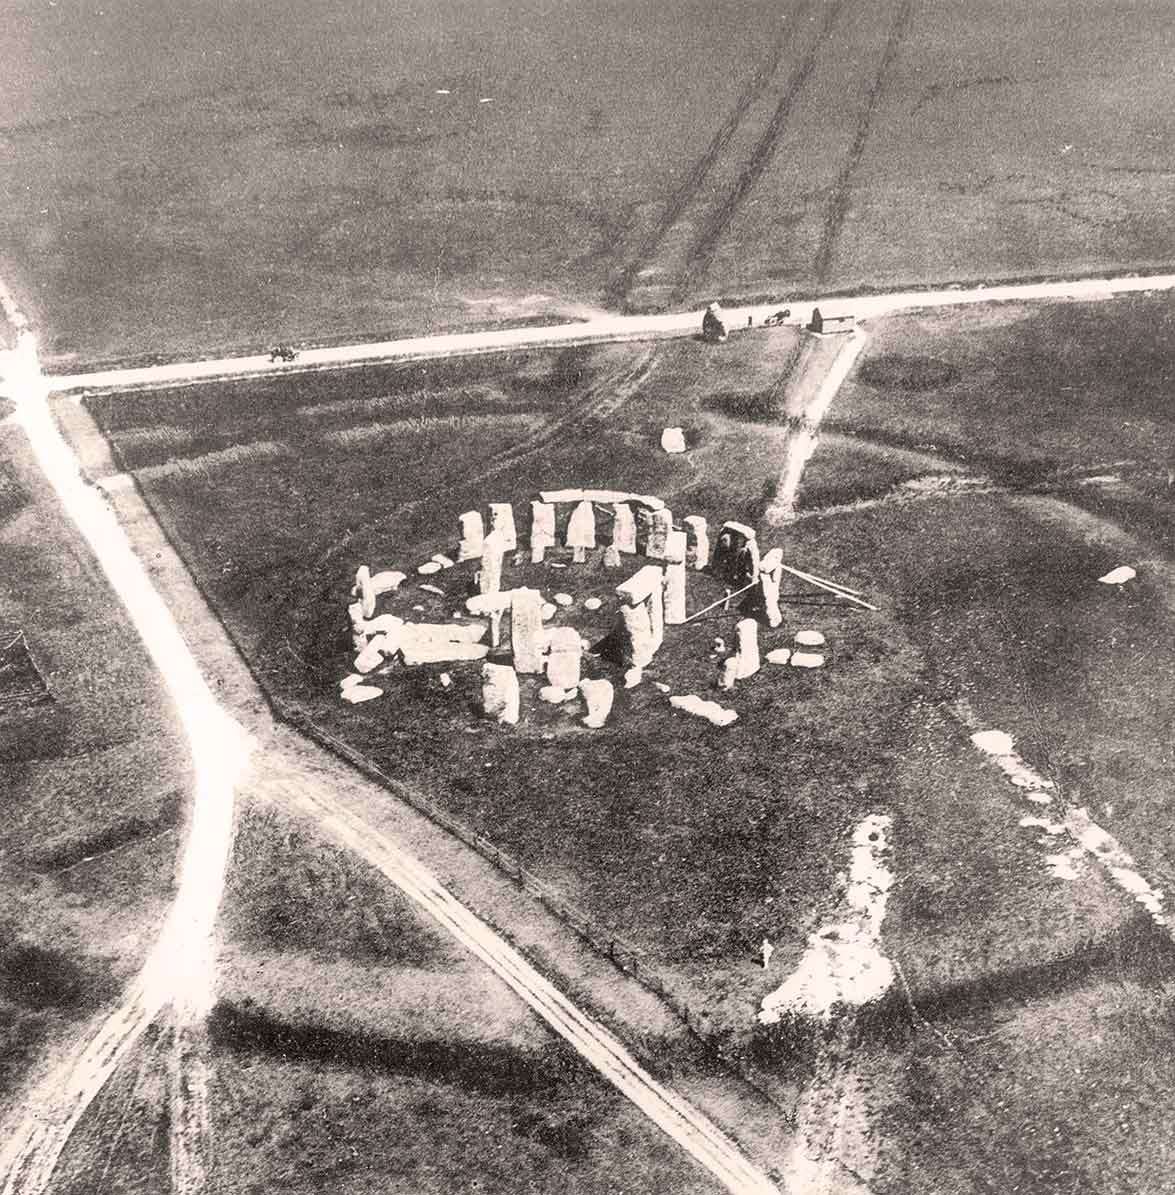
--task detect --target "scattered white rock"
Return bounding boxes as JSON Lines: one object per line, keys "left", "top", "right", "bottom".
{"left": 791, "top": 652, "right": 826, "bottom": 669}
{"left": 624, "top": 667, "right": 643, "bottom": 689}
{"left": 794, "top": 630, "right": 826, "bottom": 647}
{"left": 712, "top": 637, "right": 726, "bottom": 655}
{"left": 549, "top": 561, "right": 567, "bottom": 569}
{"left": 412, "top": 604, "right": 425, "bottom": 612}
{"left": 541, "top": 602, "right": 557, "bottom": 620}
{"left": 431, "top": 554, "right": 455, "bottom": 569}
{"left": 584, "top": 597, "right": 602, "bottom": 611}
{"left": 653, "top": 682, "right": 670, "bottom": 693}
{"left": 539, "top": 684, "right": 575, "bottom": 704}
{"left": 371, "top": 570, "right": 406, "bottom": 595}
{"left": 439, "top": 672, "right": 452, "bottom": 688}
{"left": 554, "top": 593, "right": 574, "bottom": 607}
{"left": 669, "top": 694, "right": 738, "bottom": 727}
{"left": 660, "top": 427, "right": 687, "bottom": 454}
{"left": 766, "top": 648, "right": 792, "bottom": 665}
{"left": 417, "top": 561, "right": 443, "bottom": 575}
{"left": 1098, "top": 565, "right": 1136, "bottom": 585}
{"left": 419, "top": 583, "right": 445, "bottom": 596}
{"left": 342, "top": 684, "right": 383, "bottom": 704}
{"left": 339, "top": 673, "right": 364, "bottom": 690}
{"left": 579, "top": 678, "right": 615, "bottom": 728}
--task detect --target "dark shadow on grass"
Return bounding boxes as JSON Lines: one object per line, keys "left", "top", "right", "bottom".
{"left": 31, "top": 791, "right": 182, "bottom": 872}
{"left": 209, "top": 999, "right": 587, "bottom": 1098}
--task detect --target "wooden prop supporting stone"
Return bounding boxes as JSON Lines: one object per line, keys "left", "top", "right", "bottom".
{"left": 457, "top": 511, "right": 485, "bottom": 561}
{"left": 566, "top": 499, "right": 597, "bottom": 563}
{"left": 489, "top": 503, "right": 517, "bottom": 551}
{"left": 509, "top": 587, "right": 546, "bottom": 674}
{"left": 683, "top": 515, "right": 710, "bottom": 570}
{"left": 545, "top": 626, "right": 583, "bottom": 690}
{"left": 482, "top": 663, "right": 520, "bottom": 725}
{"left": 664, "top": 530, "right": 688, "bottom": 625}
{"left": 530, "top": 501, "right": 556, "bottom": 563}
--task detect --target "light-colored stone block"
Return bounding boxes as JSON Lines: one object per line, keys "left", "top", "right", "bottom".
{"left": 510, "top": 588, "right": 546, "bottom": 674}
{"left": 611, "top": 503, "right": 637, "bottom": 554}
{"left": 478, "top": 528, "right": 507, "bottom": 595}
{"left": 458, "top": 511, "right": 485, "bottom": 561}
{"left": 735, "top": 618, "right": 760, "bottom": 679}
{"left": 482, "top": 663, "right": 520, "bottom": 725}
{"left": 664, "top": 530, "right": 687, "bottom": 626}
{"left": 530, "top": 501, "right": 556, "bottom": 562}
{"left": 579, "top": 678, "right": 615, "bottom": 728}
{"left": 683, "top": 516, "right": 709, "bottom": 570}
{"left": 489, "top": 503, "right": 517, "bottom": 550}
{"left": 661, "top": 427, "right": 687, "bottom": 454}
{"left": 356, "top": 565, "right": 376, "bottom": 618}
{"left": 545, "top": 626, "right": 583, "bottom": 690}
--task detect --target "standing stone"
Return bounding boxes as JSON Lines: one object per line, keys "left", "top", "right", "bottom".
{"left": 615, "top": 602, "right": 655, "bottom": 669}
{"left": 719, "top": 656, "right": 739, "bottom": 690}
{"left": 735, "top": 617, "right": 760, "bottom": 679}
{"left": 566, "top": 500, "right": 597, "bottom": 564}
{"left": 482, "top": 663, "right": 520, "bottom": 725}
{"left": 683, "top": 516, "right": 710, "bottom": 571}
{"left": 457, "top": 511, "right": 485, "bottom": 561}
{"left": 647, "top": 508, "right": 674, "bottom": 560}
{"left": 759, "top": 547, "right": 784, "bottom": 628}
{"left": 489, "top": 503, "right": 518, "bottom": 551}
{"left": 509, "top": 587, "right": 546, "bottom": 674}
{"left": 530, "top": 501, "right": 556, "bottom": 563}
{"left": 648, "top": 569, "right": 665, "bottom": 651}
{"left": 603, "top": 544, "right": 622, "bottom": 568}
{"left": 545, "top": 627, "right": 583, "bottom": 690}
{"left": 664, "top": 531, "right": 688, "bottom": 625}
{"left": 579, "top": 678, "right": 615, "bottom": 729}
{"left": 478, "top": 529, "right": 507, "bottom": 596}
{"left": 660, "top": 427, "right": 687, "bottom": 454}
{"left": 356, "top": 565, "right": 376, "bottom": 619}
{"left": 611, "top": 503, "right": 637, "bottom": 555}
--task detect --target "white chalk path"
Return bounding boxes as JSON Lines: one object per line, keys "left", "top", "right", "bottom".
{"left": 44, "top": 272, "right": 1175, "bottom": 396}
{"left": 0, "top": 328, "right": 779, "bottom": 1195}
{"left": 0, "top": 340, "right": 252, "bottom": 1195}
{"left": 968, "top": 727, "right": 1169, "bottom": 930}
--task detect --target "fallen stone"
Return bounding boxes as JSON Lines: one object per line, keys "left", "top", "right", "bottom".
{"left": 401, "top": 641, "right": 490, "bottom": 665}
{"left": 339, "top": 673, "right": 364, "bottom": 690}
{"left": 791, "top": 652, "right": 826, "bottom": 669}
{"left": 347, "top": 600, "right": 365, "bottom": 628}
{"left": 431, "top": 554, "right": 455, "bottom": 569}
{"left": 579, "top": 678, "right": 615, "bottom": 728}
{"left": 794, "top": 629, "right": 826, "bottom": 647}
{"left": 554, "top": 593, "right": 574, "bottom": 607}
{"left": 584, "top": 597, "right": 602, "bottom": 611}
{"left": 541, "top": 602, "right": 557, "bottom": 620}
{"left": 342, "top": 684, "right": 383, "bottom": 704}
{"left": 624, "top": 667, "right": 643, "bottom": 689}
{"left": 419, "top": 584, "right": 445, "bottom": 596}
{"left": 660, "top": 427, "right": 687, "bottom": 454}
{"left": 357, "top": 615, "right": 403, "bottom": 651}
{"left": 412, "top": 604, "right": 424, "bottom": 612}
{"left": 371, "top": 570, "right": 407, "bottom": 595}
{"left": 482, "top": 663, "right": 520, "bottom": 724}
{"left": 403, "top": 623, "right": 488, "bottom": 645}
{"left": 417, "top": 561, "right": 442, "bottom": 575}
{"left": 548, "top": 561, "right": 567, "bottom": 569}
{"left": 539, "top": 684, "right": 576, "bottom": 703}
{"left": 1098, "top": 566, "right": 1136, "bottom": 585}
{"left": 354, "top": 638, "right": 389, "bottom": 673}
{"left": 670, "top": 694, "right": 738, "bottom": 726}
{"left": 766, "top": 648, "right": 792, "bottom": 665}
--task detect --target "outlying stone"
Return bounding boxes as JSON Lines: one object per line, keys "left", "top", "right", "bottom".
{"left": 661, "top": 427, "right": 687, "bottom": 454}
{"left": 482, "top": 663, "right": 520, "bottom": 724}
{"left": 670, "top": 693, "right": 738, "bottom": 726}
{"left": 419, "top": 583, "right": 445, "bottom": 596}
{"left": 457, "top": 511, "right": 485, "bottom": 561}
{"left": 579, "top": 678, "right": 614, "bottom": 728}
{"left": 339, "top": 673, "right": 364, "bottom": 690}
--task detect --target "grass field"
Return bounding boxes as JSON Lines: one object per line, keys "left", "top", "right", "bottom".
{"left": 0, "top": 418, "right": 188, "bottom": 1122}
{"left": 4, "top": 1, "right": 1173, "bottom": 365}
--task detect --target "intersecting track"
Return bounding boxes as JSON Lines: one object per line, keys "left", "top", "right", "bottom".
{"left": 0, "top": 324, "right": 778, "bottom": 1193}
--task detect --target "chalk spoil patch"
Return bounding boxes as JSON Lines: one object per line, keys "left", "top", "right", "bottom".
{"left": 760, "top": 814, "right": 894, "bottom": 1023}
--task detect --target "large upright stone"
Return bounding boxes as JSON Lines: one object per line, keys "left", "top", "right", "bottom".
{"left": 355, "top": 565, "right": 376, "bottom": 619}
{"left": 648, "top": 569, "right": 665, "bottom": 651}
{"left": 482, "top": 663, "right": 520, "bottom": 725}
{"left": 545, "top": 627, "right": 583, "bottom": 690}
{"left": 611, "top": 503, "right": 637, "bottom": 555}
{"left": 649, "top": 508, "right": 674, "bottom": 559}
{"left": 478, "top": 529, "right": 507, "bottom": 596}
{"left": 509, "top": 587, "right": 545, "bottom": 674}
{"left": 530, "top": 501, "right": 556, "bottom": 563}
{"left": 683, "top": 515, "right": 710, "bottom": 571}
{"left": 579, "top": 678, "right": 615, "bottom": 728}
{"left": 615, "top": 602, "right": 655, "bottom": 668}
{"left": 735, "top": 617, "right": 760, "bottom": 679}
{"left": 565, "top": 500, "right": 597, "bottom": 563}
{"left": 457, "top": 511, "right": 485, "bottom": 561}
{"left": 664, "top": 530, "right": 688, "bottom": 625}
{"left": 489, "top": 503, "right": 518, "bottom": 551}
